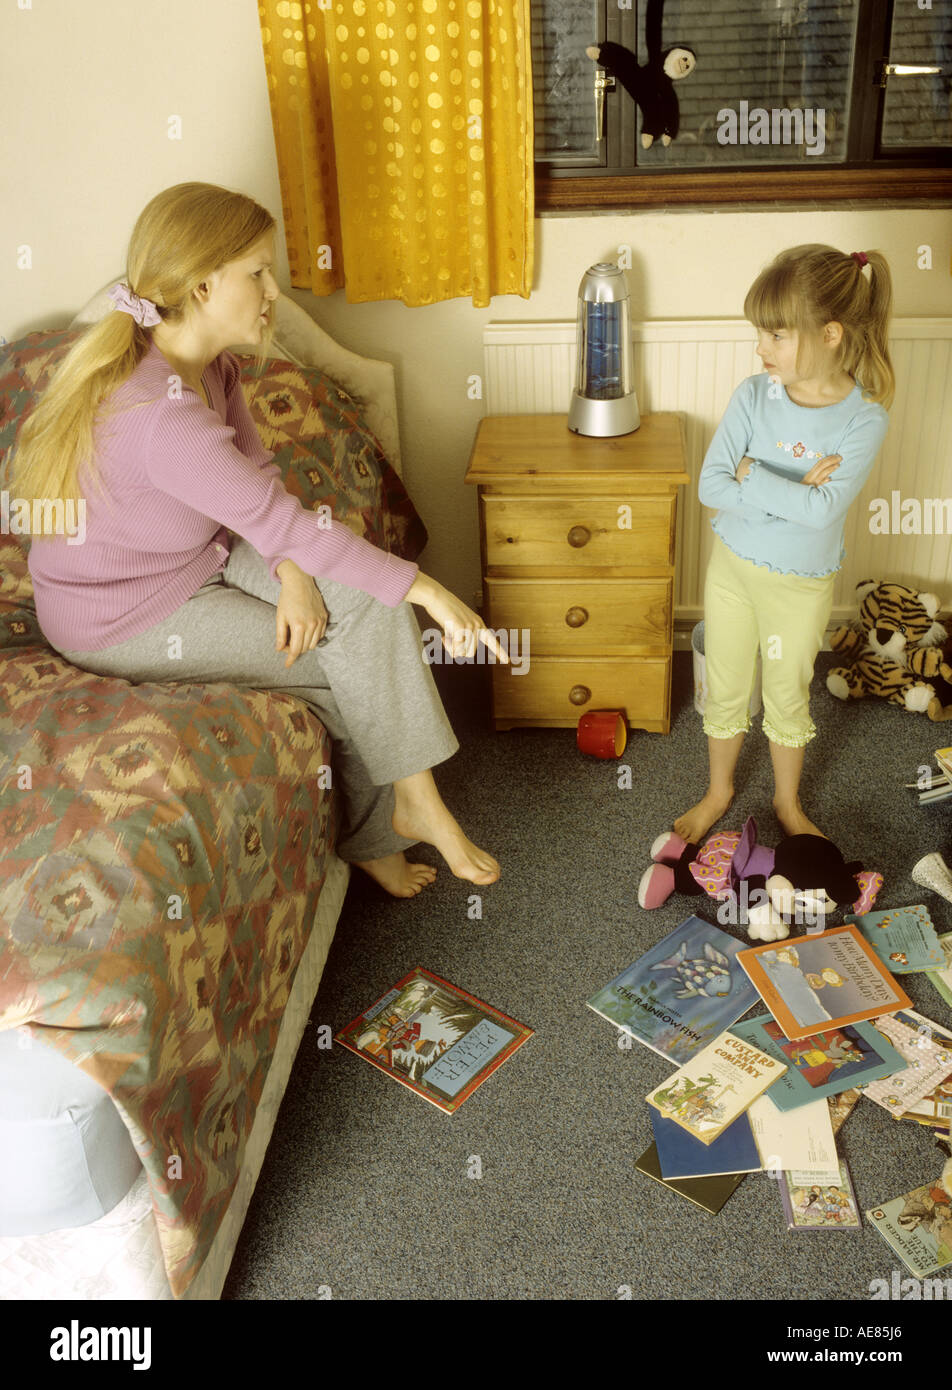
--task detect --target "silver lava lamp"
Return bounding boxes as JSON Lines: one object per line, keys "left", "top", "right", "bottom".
{"left": 567, "top": 262, "right": 639, "bottom": 437}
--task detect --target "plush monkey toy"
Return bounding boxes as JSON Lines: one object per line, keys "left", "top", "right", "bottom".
{"left": 586, "top": 0, "right": 696, "bottom": 149}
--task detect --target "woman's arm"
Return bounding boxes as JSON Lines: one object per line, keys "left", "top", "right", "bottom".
{"left": 143, "top": 395, "right": 417, "bottom": 606}
{"left": 272, "top": 560, "right": 506, "bottom": 664}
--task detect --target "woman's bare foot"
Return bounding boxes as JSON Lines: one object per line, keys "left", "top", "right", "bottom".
{"left": 353, "top": 852, "right": 438, "bottom": 898}
{"left": 673, "top": 787, "right": 734, "bottom": 843}
{"left": 392, "top": 771, "right": 500, "bottom": 885}
{"left": 773, "top": 796, "right": 827, "bottom": 839}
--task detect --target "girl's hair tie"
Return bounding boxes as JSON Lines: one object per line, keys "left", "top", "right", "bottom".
{"left": 851, "top": 251, "right": 869, "bottom": 269}
{"left": 108, "top": 281, "right": 162, "bottom": 327}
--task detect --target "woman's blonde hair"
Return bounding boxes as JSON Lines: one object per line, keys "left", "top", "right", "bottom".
{"left": 10, "top": 182, "right": 276, "bottom": 515}
{"left": 743, "top": 243, "right": 894, "bottom": 408}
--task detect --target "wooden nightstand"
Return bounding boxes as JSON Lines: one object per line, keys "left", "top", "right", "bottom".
{"left": 464, "top": 413, "right": 689, "bottom": 734}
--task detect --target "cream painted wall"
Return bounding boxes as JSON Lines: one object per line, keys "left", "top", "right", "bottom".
{"left": 2, "top": 0, "right": 950, "bottom": 605}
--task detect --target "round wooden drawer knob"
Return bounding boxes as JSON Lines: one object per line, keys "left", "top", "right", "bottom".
{"left": 565, "top": 606, "right": 589, "bottom": 628}
{"left": 567, "top": 525, "right": 591, "bottom": 548}
{"left": 569, "top": 684, "right": 592, "bottom": 706}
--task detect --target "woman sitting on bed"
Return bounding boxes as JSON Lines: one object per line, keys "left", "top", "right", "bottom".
{"left": 13, "top": 181, "right": 502, "bottom": 897}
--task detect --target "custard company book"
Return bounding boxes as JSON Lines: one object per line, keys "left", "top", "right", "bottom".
{"left": 645, "top": 1030, "right": 788, "bottom": 1145}
{"left": 334, "top": 968, "right": 533, "bottom": 1113}
{"left": 586, "top": 915, "right": 761, "bottom": 1065}
{"left": 735, "top": 925, "right": 912, "bottom": 1042}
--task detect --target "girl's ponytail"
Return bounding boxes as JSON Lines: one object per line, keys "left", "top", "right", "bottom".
{"left": 857, "top": 250, "right": 895, "bottom": 410}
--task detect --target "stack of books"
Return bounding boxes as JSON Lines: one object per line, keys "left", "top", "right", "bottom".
{"left": 908, "top": 746, "right": 952, "bottom": 804}
{"left": 587, "top": 914, "right": 952, "bottom": 1271}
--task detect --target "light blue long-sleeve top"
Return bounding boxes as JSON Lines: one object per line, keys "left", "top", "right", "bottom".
{"left": 697, "top": 373, "right": 890, "bottom": 577}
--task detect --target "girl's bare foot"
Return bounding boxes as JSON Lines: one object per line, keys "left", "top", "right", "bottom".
{"left": 392, "top": 771, "right": 500, "bottom": 885}
{"left": 773, "top": 796, "right": 827, "bottom": 839}
{"left": 673, "top": 787, "right": 734, "bottom": 844}
{"left": 353, "top": 852, "right": 438, "bottom": 898}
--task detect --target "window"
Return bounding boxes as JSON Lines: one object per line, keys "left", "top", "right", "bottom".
{"left": 532, "top": 0, "right": 952, "bottom": 206}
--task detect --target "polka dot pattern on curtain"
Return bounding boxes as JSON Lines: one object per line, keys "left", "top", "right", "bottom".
{"left": 258, "top": 0, "right": 534, "bottom": 307}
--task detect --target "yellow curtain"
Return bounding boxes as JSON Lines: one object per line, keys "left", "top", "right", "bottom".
{"left": 257, "top": 0, "right": 534, "bottom": 308}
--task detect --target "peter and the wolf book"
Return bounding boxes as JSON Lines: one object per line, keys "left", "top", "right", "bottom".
{"left": 334, "top": 968, "right": 533, "bottom": 1113}
{"left": 586, "top": 915, "right": 761, "bottom": 1065}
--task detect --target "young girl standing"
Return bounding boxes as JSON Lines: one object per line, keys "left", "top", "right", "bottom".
{"left": 675, "top": 243, "right": 894, "bottom": 845}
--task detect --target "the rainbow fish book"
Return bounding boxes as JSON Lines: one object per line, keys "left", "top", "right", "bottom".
{"left": 586, "top": 915, "right": 760, "bottom": 1065}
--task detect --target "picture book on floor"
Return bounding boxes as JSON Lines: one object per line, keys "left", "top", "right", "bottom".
{"left": 736, "top": 925, "right": 912, "bottom": 1041}
{"left": 901, "top": 1079, "right": 952, "bottom": 1135}
{"left": 867, "top": 1178, "right": 952, "bottom": 1277}
{"left": 334, "top": 967, "right": 533, "bottom": 1113}
{"left": 649, "top": 1107, "right": 761, "bottom": 1180}
{"left": 844, "top": 903, "right": 945, "bottom": 973}
{"left": 747, "top": 1093, "right": 839, "bottom": 1174}
{"left": 779, "top": 1160, "right": 862, "bottom": 1232}
{"left": 634, "top": 1143, "right": 747, "bottom": 1215}
{"left": 645, "top": 1030, "right": 786, "bottom": 1145}
{"left": 729, "top": 1014, "right": 906, "bottom": 1111}
{"left": 926, "top": 933, "right": 952, "bottom": 1009}
{"left": 861, "top": 1010, "right": 952, "bottom": 1120}
{"left": 828, "top": 1087, "right": 863, "bottom": 1134}
{"left": 586, "top": 915, "right": 760, "bottom": 1065}
{"left": 909, "top": 748, "right": 952, "bottom": 803}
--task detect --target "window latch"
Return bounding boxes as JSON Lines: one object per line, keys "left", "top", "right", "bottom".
{"left": 594, "top": 68, "right": 615, "bottom": 143}
{"left": 877, "top": 59, "right": 943, "bottom": 89}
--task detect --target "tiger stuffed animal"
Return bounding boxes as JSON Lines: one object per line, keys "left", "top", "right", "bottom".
{"left": 827, "top": 580, "right": 952, "bottom": 721}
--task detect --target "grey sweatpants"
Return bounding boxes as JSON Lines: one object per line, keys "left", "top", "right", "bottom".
{"left": 52, "top": 536, "right": 459, "bottom": 861}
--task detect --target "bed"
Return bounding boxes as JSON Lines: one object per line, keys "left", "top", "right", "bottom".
{"left": 0, "top": 284, "right": 425, "bottom": 1299}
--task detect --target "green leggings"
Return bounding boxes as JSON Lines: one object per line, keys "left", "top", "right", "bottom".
{"left": 702, "top": 533, "right": 835, "bottom": 748}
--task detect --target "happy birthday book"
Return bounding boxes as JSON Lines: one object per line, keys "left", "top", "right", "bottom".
{"left": 736, "top": 925, "right": 911, "bottom": 1042}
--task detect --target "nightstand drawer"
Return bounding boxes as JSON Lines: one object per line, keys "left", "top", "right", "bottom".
{"left": 491, "top": 656, "right": 670, "bottom": 730}
{"left": 482, "top": 495, "right": 675, "bottom": 573}
{"left": 485, "top": 578, "right": 672, "bottom": 655}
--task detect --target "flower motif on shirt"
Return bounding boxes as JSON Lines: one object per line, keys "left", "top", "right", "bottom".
{"left": 777, "top": 440, "right": 821, "bottom": 460}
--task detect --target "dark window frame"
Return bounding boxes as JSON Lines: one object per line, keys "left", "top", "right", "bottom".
{"left": 533, "top": 0, "right": 952, "bottom": 210}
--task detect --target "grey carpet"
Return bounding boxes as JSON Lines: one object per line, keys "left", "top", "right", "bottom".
{"left": 222, "top": 651, "right": 952, "bottom": 1301}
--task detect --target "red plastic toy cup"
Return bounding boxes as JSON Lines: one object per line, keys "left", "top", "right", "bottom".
{"left": 576, "top": 709, "right": 627, "bottom": 758}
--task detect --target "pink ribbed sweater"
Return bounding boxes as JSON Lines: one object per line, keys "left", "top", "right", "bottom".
{"left": 27, "top": 341, "right": 418, "bottom": 651}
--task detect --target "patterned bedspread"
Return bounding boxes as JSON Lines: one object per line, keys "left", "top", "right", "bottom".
{"left": 0, "top": 332, "right": 427, "bottom": 1296}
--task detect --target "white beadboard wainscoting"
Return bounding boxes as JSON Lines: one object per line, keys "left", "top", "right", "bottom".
{"left": 482, "top": 319, "right": 952, "bottom": 644}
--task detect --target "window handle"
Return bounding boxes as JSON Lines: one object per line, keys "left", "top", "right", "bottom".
{"left": 594, "top": 68, "right": 615, "bottom": 143}
{"left": 877, "top": 59, "right": 943, "bottom": 88}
